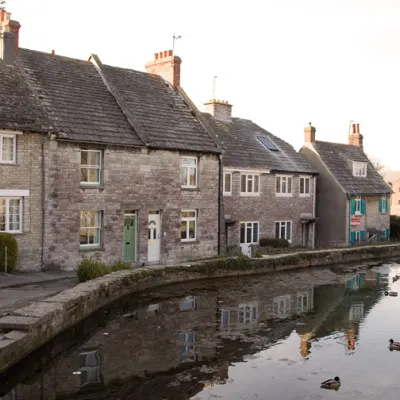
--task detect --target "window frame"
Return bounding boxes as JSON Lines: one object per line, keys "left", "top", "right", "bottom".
{"left": 240, "top": 173, "right": 260, "bottom": 196}
{"left": 239, "top": 221, "right": 259, "bottom": 244}
{"left": 275, "top": 220, "right": 292, "bottom": 242}
{"left": 223, "top": 172, "right": 232, "bottom": 195}
{"left": 381, "top": 195, "right": 388, "bottom": 213}
{"left": 299, "top": 176, "right": 311, "bottom": 196}
{"left": 180, "top": 157, "right": 198, "bottom": 189}
{"left": 0, "top": 197, "right": 22, "bottom": 233}
{"left": 0, "top": 133, "right": 17, "bottom": 164}
{"left": 352, "top": 161, "right": 367, "bottom": 177}
{"left": 276, "top": 175, "right": 293, "bottom": 196}
{"left": 80, "top": 150, "right": 103, "bottom": 186}
{"left": 354, "top": 196, "right": 362, "bottom": 214}
{"left": 181, "top": 210, "right": 197, "bottom": 242}
{"left": 79, "top": 210, "right": 102, "bottom": 248}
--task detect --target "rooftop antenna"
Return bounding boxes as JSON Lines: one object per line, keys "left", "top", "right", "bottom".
{"left": 172, "top": 33, "right": 181, "bottom": 55}
{"left": 212, "top": 76, "right": 218, "bottom": 99}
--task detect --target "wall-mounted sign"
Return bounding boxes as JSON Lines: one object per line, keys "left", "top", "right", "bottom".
{"left": 351, "top": 217, "right": 361, "bottom": 226}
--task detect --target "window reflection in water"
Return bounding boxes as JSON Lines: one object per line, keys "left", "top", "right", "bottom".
{"left": 78, "top": 350, "right": 101, "bottom": 387}
{"left": 179, "top": 295, "right": 197, "bottom": 311}
{"left": 178, "top": 331, "right": 196, "bottom": 363}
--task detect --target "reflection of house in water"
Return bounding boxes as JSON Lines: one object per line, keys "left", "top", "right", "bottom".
{"left": 297, "top": 272, "right": 384, "bottom": 358}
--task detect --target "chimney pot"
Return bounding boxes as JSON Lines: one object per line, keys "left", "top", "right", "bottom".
{"left": 349, "top": 122, "right": 363, "bottom": 148}
{"left": 145, "top": 49, "right": 182, "bottom": 87}
{"left": 204, "top": 99, "right": 232, "bottom": 123}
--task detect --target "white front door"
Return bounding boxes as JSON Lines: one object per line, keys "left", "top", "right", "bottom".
{"left": 148, "top": 211, "right": 161, "bottom": 263}
{"left": 239, "top": 221, "right": 259, "bottom": 256}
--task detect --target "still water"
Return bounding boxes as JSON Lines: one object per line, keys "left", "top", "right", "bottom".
{"left": 1, "top": 263, "right": 400, "bottom": 399}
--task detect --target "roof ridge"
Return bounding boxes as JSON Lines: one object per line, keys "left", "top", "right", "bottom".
{"left": 19, "top": 48, "right": 91, "bottom": 64}
{"left": 89, "top": 54, "right": 148, "bottom": 146}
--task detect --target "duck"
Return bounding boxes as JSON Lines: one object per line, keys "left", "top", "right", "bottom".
{"left": 389, "top": 339, "right": 400, "bottom": 351}
{"left": 320, "top": 377, "right": 341, "bottom": 390}
{"left": 385, "top": 291, "right": 398, "bottom": 296}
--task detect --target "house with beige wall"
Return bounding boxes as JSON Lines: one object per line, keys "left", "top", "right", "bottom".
{"left": 202, "top": 101, "right": 317, "bottom": 255}
{"left": 383, "top": 171, "right": 400, "bottom": 216}
{"left": 0, "top": 9, "right": 221, "bottom": 270}
{"left": 300, "top": 122, "right": 392, "bottom": 247}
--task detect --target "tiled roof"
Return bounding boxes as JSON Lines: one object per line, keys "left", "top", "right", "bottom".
{"left": 312, "top": 140, "right": 392, "bottom": 195}
{"left": 201, "top": 115, "right": 317, "bottom": 174}
{"left": 1, "top": 49, "right": 220, "bottom": 153}
{"left": 18, "top": 49, "right": 143, "bottom": 146}
{"left": 0, "top": 58, "right": 51, "bottom": 133}
{"left": 101, "top": 63, "right": 219, "bottom": 153}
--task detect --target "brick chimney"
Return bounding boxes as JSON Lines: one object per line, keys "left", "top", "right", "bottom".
{"left": 348, "top": 122, "right": 363, "bottom": 148}
{"left": 204, "top": 99, "right": 232, "bottom": 123}
{"left": 145, "top": 50, "right": 182, "bottom": 87}
{"left": 0, "top": 9, "right": 21, "bottom": 65}
{"left": 304, "top": 122, "right": 316, "bottom": 143}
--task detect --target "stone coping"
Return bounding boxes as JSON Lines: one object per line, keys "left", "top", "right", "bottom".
{"left": 0, "top": 243, "right": 399, "bottom": 374}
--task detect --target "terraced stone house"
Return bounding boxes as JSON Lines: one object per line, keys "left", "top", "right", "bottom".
{"left": 300, "top": 122, "right": 392, "bottom": 247}
{"left": 0, "top": 9, "right": 221, "bottom": 270}
{"left": 202, "top": 100, "right": 318, "bottom": 255}
{"left": 383, "top": 171, "right": 400, "bottom": 216}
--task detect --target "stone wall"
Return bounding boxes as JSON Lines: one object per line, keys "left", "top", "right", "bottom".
{"left": 43, "top": 141, "right": 220, "bottom": 270}
{"left": 223, "top": 171, "right": 315, "bottom": 249}
{"left": 0, "top": 131, "right": 45, "bottom": 270}
{"left": 390, "top": 180, "right": 400, "bottom": 216}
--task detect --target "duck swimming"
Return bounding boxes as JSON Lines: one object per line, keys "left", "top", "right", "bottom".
{"left": 389, "top": 339, "right": 400, "bottom": 351}
{"left": 385, "top": 291, "right": 398, "bottom": 296}
{"left": 320, "top": 377, "right": 341, "bottom": 390}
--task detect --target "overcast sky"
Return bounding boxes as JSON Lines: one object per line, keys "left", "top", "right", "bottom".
{"left": 8, "top": 0, "right": 400, "bottom": 169}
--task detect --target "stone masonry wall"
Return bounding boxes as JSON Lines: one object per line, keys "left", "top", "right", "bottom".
{"left": 223, "top": 171, "right": 315, "bottom": 250}
{"left": 43, "top": 142, "right": 219, "bottom": 270}
{"left": 0, "top": 131, "right": 45, "bottom": 270}
{"left": 390, "top": 180, "right": 400, "bottom": 216}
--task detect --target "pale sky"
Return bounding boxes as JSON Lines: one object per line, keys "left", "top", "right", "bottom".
{"left": 8, "top": 0, "right": 400, "bottom": 169}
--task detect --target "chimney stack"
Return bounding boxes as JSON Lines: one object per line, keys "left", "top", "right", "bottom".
{"left": 145, "top": 50, "right": 182, "bottom": 87}
{"left": 0, "top": 9, "right": 21, "bottom": 65}
{"left": 348, "top": 122, "right": 363, "bottom": 148}
{"left": 304, "top": 122, "right": 316, "bottom": 143}
{"left": 204, "top": 99, "right": 232, "bottom": 123}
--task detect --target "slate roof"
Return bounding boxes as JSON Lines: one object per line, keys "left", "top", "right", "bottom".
{"left": 0, "top": 58, "right": 51, "bottom": 133}
{"left": 311, "top": 140, "right": 392, "bottom": 195}
{"left": 201, "top": 115, "right": 317, "bottom": 174}
{"left": 0, "top": 49, "right": 220, "bottom": 153}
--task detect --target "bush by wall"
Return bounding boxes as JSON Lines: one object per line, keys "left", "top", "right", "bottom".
{"left": 259, "top": 237, "right": 290, "bottom": 248}
{"left": 77, "top": 257, "right": 131, "bottom": 282}
{"left": 390, "top": 216, "right": 400, "bottom": 240}
{"left": 0, "top": 233, "right": 19, "bottom": 273}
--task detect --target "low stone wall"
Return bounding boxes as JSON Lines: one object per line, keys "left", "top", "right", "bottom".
{"left": 1, "top": 243, "right": 400, "bottom": 374}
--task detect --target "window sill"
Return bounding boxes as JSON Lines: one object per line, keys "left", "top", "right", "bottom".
{"left": 0, "top": 162, "right": 17, "bottom": 166}
{"left": 276, "top": 193, "right": 293, "bottom": 197}
{"left": 79, "top": 246, "right": 105, "bottom": 253}
{"left": 354, "top": 212, "right": 363, "bottom": 216}
{"left": 80, "top": 184, "right": 105, "bottom": 190}
{"left": 223, "top": 192, "right": 232, "bottom": 196}
{"left": 299, "top": 193, "right": 311, "bottom": 197}
{"left": 181, "top": 240, "right": 197, "bottom": 245}
{"left": 181, "top": 187, "right": 199, "bottom": 192}
{"left": 240, "top": 193, "right": 260, "bottom": 197}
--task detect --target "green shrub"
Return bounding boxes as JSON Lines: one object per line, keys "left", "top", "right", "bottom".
{"left": 255, "top": 250, "right": 263, "bottom": 258}
{"left": 77, "top": 258, "right": 132, "bottom": 282}
{"left": 77, "top": 257, "right": 109, "bottom": 282}
{"left": 0, "top": 233, "right": 18, "bottom": 272}
{"left": 110, "top": 260, "right": 132, "bottom": 272}
{"left": 259, "top": 237, "right": 290, "bottom": 248}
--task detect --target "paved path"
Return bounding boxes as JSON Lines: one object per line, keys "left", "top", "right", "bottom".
{"left": 0, "top": 271, "right": 77, "bottom": 317}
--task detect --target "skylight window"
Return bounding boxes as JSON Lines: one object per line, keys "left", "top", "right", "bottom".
{"left": 257, "top": 136, "right": 279, "bottom": 151}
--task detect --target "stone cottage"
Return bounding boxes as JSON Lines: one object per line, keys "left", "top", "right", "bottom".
{"left": 202, "top": 100, "right": 318, "bottom": 255}
{"left": 0, "top": 9, "right": 221, "bottom": 270}
{"left": 300, "top": 122, "right": 392, "bottom": 246}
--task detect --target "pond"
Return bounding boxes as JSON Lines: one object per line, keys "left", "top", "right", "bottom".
{"left": 1, "top": 262, "right": 400, "bottom": 399}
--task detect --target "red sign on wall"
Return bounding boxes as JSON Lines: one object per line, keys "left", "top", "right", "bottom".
{"left": 351, "top": 217, "right": 361, "bottom": 226}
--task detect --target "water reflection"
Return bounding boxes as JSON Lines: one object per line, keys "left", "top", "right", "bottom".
{"left": 0, "top": 264, "right": 396, "bottom": 399}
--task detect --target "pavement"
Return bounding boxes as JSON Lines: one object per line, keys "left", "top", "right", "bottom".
{"left": 0, "top": 271, "right": 77, "bottom": 317}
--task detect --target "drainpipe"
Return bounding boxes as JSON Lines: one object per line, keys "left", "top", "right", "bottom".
{"left": 312, "top": 176, "right": 317, "bottom": 249}
{"left": 348, "top": 195, "right": 351, "bottom": 246}
{"left": 41, "top": 139, "right": 46, "bottom": 269}
{"left": 218, "top": 154, "right": 223, "bottom": 255}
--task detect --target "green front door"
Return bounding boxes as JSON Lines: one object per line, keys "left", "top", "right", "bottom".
{"left": 124, "top": 214, "right": 136, "bottom": 262}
